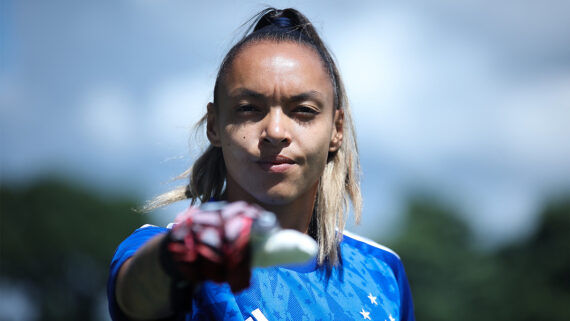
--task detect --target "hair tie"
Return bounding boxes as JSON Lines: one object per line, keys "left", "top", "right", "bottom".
{"left": 272, "top": 16, "right": 293, "bottom": 28}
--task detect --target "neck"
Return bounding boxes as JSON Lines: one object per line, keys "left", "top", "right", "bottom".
{"left": 259, "top": 188, "right": 317, "bottom": 233}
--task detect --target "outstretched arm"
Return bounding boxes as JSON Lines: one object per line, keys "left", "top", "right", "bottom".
{"left": 115, "top": 233, "right": 173, "bottom": 320}
{"left": 109, "top": 201, "right": 317, "bottom": 320}
{"left": 110, "top": 202, "right": 264, "bottom": 320}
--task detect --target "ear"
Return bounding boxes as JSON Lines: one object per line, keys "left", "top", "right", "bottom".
{"left": 329, "top": 108, "right": 344, "bottom": 152}
{"left": 206, "top": 102, "right": 222, "bottom": 147}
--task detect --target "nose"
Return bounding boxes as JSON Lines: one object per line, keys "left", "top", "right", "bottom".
{"left": 261, "top": 108, "right": 291, "bottom": 146}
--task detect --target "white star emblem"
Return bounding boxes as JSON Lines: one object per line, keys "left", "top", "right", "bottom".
{"left": 389, "top": 314, "right": 395, "bottom": 321}
{"left": 360, "top": 308, "right": 371, "bottom": 320}
{"left": 368, "top": 293, "right": 378, "bottom": 305}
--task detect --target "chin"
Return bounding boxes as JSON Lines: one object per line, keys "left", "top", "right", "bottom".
{"left": 253, "top": 190, "right": 298, "bottom": 206}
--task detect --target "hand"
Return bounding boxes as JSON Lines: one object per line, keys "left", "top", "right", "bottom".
{"left": 164, "top": 201, "right": 265, "bottom": 292}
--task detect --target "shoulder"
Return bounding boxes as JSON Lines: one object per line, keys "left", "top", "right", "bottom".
{"left": 111, "top": 224, "right": 169, "bottom": 264}
{"left": 123, "top": 224, "right": 169, "bottom": 246}
{"left": 341, "top": 230, "right": 416, "bottom": 320}
{"left": 342, "top": 230, "right": 400, "bottom": 258}
{"left": 341, "top": 230, "right": 403, "bottom": 270}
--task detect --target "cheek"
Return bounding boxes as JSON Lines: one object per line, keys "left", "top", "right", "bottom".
{"left": 224, "top": 123, "right": 251, "bottom": 141}
{"left": 220, "top": 124, "right": 255, "bottom": 157}
{"left": 305, "top": 121, "right": 334, "bottom": 150}
{"left": 299, "top": 125, "right": 334, "bottom": 166}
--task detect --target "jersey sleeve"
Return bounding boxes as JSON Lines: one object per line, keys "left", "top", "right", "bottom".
{"left": 107, "top": 225, "right": 169, "bottom": 321}
{"left": 392, "top": 256, "right": 415, "bottom": 321}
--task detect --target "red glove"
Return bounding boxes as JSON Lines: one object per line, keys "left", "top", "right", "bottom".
{"left": 163, "top": 201, "right": 266, "bottom": 292}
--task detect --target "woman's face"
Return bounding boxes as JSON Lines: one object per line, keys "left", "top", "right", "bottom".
{"left": 207, "top": 41, "right": 343, "bottom": 206}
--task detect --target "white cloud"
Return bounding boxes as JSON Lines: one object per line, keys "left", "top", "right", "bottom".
{"left": 78, "top": 85, "right": 139, "bottom": 154}
{"left": 497, "top": 75, "right": 570, "bottom": 180}
{"left": 144, "top": 75, "right": 214, "bottom": 157}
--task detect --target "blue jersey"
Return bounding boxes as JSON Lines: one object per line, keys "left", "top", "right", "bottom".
{"left": 108, "top": 226, "right": 415, "bottom": 321}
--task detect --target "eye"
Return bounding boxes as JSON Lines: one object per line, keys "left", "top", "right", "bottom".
{"left": 236, "top": 104, "right": 259, "bottom": 113}
{"left": 292, "top": 105, "right": 319, "bottom": 120}
{"left": 295, "top": 105, "right": 318, "bottom": 114}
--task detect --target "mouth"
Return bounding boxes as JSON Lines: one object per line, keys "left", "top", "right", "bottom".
{"left": 256, "top": 155, "right": 296, "bottom": 173}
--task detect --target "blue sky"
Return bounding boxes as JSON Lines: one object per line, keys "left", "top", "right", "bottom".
{"left": 1, "top": 0, "right": 569, "bottom": 247}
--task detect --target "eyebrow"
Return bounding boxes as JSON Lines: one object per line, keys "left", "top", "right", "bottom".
{"left": 289, "top": 91, "right": 324, "bottom": 103}
{"left": 229, "top": 88, "right": 324, "bottom": 102}
{"left": 229, "top": 88, "right": 265, "bottom": 100}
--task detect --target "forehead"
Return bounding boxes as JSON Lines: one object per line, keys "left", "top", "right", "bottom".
{"left": 221, "top": 40, "right": 333, "bottom": 97}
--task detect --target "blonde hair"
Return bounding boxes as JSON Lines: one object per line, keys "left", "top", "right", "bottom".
{"left": 145, "top": 8, "right": 361, "bottom": 266}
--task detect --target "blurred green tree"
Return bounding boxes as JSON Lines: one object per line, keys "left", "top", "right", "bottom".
{"left": 494, "top": 197, "right": 570, "bottom": 321}
{"left": 389, "top": 195, "right": 570, "bottom": 321}
{"left": 1, "top": 179, "right": 146, "bottom": 321}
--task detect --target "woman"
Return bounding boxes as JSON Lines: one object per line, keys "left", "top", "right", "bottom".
{"left": 108, "top": 8, "right": 415, "bottom": 321}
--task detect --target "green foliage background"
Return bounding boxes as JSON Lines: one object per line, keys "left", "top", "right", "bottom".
{"left": 1, "top": 179, "right": 146, "bottom": 321}
{"left": 390, "top": 197, "right": 570, "bottom": 321}
{"left": 1, "top": 179, "right": 568, "bottom": 320}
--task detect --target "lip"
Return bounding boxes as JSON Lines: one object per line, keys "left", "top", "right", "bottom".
{"left": 256, "top": 155, "right": 296, "bottom": 173}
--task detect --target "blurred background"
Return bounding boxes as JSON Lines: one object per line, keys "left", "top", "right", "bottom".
{"left": 1, "top": 0, "right": 569, "bottom": 320}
